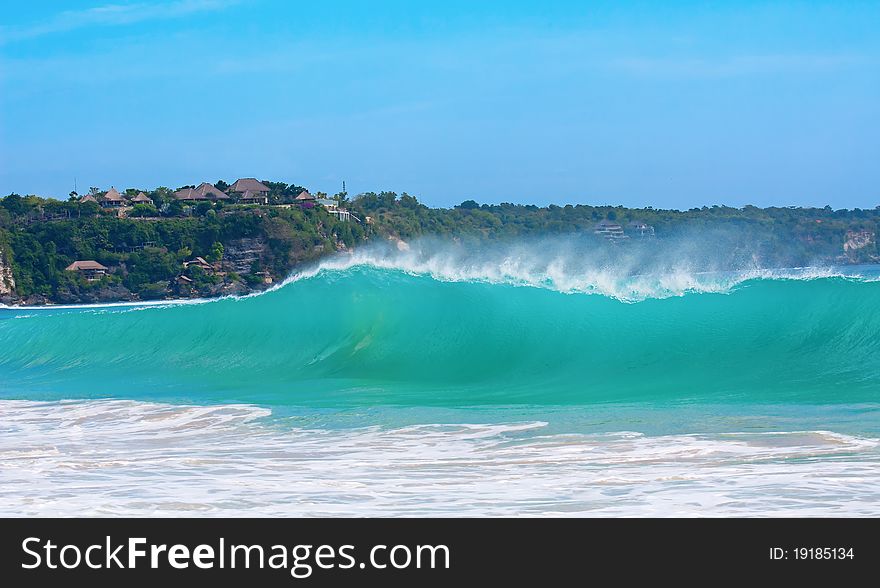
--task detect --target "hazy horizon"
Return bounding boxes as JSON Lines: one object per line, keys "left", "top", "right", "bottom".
{"left": 2, "top": 0, "right": 878, "bottom": 209}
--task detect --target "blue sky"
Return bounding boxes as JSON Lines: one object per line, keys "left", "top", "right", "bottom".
{"left": 1, "top": 0, "right": 878, "bottom": 209}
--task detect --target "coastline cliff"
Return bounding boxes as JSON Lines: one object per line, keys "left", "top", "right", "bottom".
{"left": 0, "top": 242, "right": 15, "bottom": 297}
{"left": 2, "top": 187, "right": 879, "bottom": 306}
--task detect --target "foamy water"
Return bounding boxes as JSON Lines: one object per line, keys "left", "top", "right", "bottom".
{"left": 278, "top": 245, "right": 870, "bottom": 302}
{"left": 2, "top": 400, "right": 878, "bottom": 517}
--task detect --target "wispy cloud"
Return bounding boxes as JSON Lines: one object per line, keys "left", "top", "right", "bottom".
{"left": 607, "top": 53, "right": 872, "bottom": 78}
{"left": 0, "top": 0, "right": 241, "bottom": 44}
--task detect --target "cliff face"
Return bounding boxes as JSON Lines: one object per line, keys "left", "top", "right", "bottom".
{"left": 844, "top": 230, "right": 874, "bottom": 252}
{"left": 223, "top": 238, "right": 265, "bottom": 274}
{"left": 843, "top": 230, "right": 878, "bottom": 263}
{"left": 0, "top": 245, "right": 15, "bottom": 296}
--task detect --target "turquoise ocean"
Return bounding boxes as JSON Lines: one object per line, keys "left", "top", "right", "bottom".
{"left": 2, "top": 243, "right": 879, "bottom": 516}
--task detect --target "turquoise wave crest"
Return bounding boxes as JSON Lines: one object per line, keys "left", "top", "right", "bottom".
{"left": 1, "top": 265, "right": 879, "bottom": 406}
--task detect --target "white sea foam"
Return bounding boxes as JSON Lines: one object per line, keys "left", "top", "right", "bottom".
{"left": 2, "top": 399, "right": 878, "bottom": 517}
{"left": 1, "top": 240, "right": 875, "bottom": 312}
{"left": 0, "top": 296, "right": 214, "bottom": 312}
{"left": 276, "top": 242, "right": 869, "bottom": 302}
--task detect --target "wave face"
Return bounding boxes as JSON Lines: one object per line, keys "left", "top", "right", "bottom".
{"left": 2, "top": 250, "right": 880, "bottom": 407}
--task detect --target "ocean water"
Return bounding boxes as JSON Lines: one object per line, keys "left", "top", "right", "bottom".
{"left": 1, "top": 245, "right": 879, "bottom": 516}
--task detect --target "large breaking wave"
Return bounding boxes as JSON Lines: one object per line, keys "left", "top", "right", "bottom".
{"left": 1, "top": 240, "right": 879, "bottom": 406}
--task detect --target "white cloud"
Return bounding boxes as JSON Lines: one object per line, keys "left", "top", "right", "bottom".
{"left": 607, "top": 53, "right": 871, "bottom": 78}
{"left": 0, "top": 0, "right": 241, "bottom": 44}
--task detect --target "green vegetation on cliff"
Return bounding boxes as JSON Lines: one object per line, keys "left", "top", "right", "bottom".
{"left": 0, "top": 188, "right": 365, "bottom": 303}
{"left": 1, "top": 183, "right": 878, "bottom": 304}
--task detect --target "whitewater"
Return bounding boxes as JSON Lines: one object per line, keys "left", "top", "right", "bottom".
{"left": 1, "top": 241, "right": 879, "bottom": 516}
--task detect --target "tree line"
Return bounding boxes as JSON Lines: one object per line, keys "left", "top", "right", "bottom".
{"left": 1, "top": 186, "right": 878, "bottom": 303}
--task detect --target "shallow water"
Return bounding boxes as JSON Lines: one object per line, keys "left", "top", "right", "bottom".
{"left": 2, "top": 400, "right": 878, "bottom": 516}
